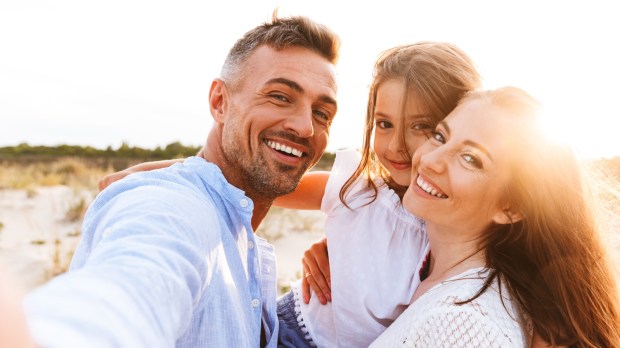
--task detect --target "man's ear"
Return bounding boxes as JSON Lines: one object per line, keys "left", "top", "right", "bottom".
{"left": 209, "top": 79, "right": 227, "bottom": 124}
{"left": 492, "top": 207, "right": 523, "bottom": 225}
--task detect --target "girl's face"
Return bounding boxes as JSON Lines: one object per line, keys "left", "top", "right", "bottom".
{"left": 403, "top": 98, "right": 520, "bottom": 236}
{"left": 373, "top": 79, "right": 434, "bottom": 187}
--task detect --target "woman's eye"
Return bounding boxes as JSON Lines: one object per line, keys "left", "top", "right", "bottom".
{"left": 431, "top": 131, "right": 445, "bottom": 144}
{"left": 376, "top": 120, "right": 392, "bottom": 129}
{"left": 462, "top": 154, "right": 483, "bottom": 168}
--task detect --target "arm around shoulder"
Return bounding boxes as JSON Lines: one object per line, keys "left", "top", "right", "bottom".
{"left": 273, "top": 171, "right": 330, "bottom": 210}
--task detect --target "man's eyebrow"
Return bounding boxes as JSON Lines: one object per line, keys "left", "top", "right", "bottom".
{"left": 266, "top": 78, "right": 303, "bottom": 93}
{"left": 266, "top": 77, "right": 337, "bottom": 108}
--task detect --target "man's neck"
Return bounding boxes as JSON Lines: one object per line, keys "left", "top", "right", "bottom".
{"left": 199, "top": 134, "right": 274, "bottom": 232}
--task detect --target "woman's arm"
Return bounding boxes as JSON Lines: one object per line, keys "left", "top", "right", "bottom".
{"left": 273, "top": 171, "right": 330, "bottom": 210}
{"left": 98, "top": 159, "right": 185, "bottom": 191}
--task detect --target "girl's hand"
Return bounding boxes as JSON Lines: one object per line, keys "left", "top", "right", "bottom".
{"left": 301, "top": 237, "right": 331, "bottom": 304}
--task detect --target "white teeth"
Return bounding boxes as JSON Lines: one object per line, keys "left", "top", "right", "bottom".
{"left": 416, "top": 176, "right": 447, "bottom": 199}
{"left": 266, "top": 141, "right": 303, "bottom": 157}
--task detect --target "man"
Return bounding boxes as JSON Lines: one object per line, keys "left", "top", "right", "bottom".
{"left": 23, "top": 13, "right": 339, "bottom": 348}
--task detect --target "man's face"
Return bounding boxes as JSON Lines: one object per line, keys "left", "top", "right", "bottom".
{"left": 218, "top": 45, "right": 338, "bottom": 199}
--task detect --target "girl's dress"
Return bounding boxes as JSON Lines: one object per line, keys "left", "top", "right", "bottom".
{"left": 278, "top": 149, "right": 428, "bottom": 347}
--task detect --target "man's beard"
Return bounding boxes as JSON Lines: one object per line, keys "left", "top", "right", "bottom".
{"left": 221, "top": 134, "right": 311, "bottom": 199}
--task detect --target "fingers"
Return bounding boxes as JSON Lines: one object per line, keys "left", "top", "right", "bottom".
{"left": 98, "top": 171, "right": 128, "bottom": 191}
{"left": 301, "top": 238, "right": 331, "bottom": 305}
{"left": 301, "top": 263, "right": 312, "bottom": 304}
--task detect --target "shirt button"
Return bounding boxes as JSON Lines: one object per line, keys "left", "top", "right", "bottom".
{"left": 251, "top": 299, "right": 260, "bottom": 308}
{"left": 248, "top": 241, "right": 255, "bottom": 250}
{"left": 240, "top": 199, "right": 249, "bottom": 208}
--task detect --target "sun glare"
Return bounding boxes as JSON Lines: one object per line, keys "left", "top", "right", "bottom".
{"left": 535, "top": 99, "right": 618, "bottom": 160}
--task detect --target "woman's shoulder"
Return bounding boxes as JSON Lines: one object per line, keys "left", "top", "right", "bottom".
{"left": 371, "top": 271, "right": 529, "bottom": 347}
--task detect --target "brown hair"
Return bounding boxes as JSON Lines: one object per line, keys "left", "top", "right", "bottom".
{"left": 464, "top": 87, "right": 620, "bottom": 347}
{"left": 221, "top": 11, "right": 340, "bottom": 90}
{"left": 340, "top": 42, "right": 481, "bottom": 205}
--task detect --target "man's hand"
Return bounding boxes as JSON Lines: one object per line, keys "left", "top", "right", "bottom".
{"left": 0, "top": 268, "right": 37, "bottom": 348}
{"left": 301, "top": 237, "right": 331, "bottom": 305}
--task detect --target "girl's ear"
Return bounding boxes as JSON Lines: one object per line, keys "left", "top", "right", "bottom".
{"left": 209, "top": 79, "right": 227, "bottom": 124}
{"left": 492, "top": 207, "right": 523, "bottom": 225}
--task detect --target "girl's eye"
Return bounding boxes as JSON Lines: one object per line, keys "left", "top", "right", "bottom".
{"left": 462, "top": 154, "right": 483, "bottom": 169}
{"left": 376, "top": 120, "right": 392, "bottom": 129}
{"left": 412, "top": 123, "right": 432, "bottom": 131}
{"left": 431, "top": 131, "right": 445, "bottom": 144}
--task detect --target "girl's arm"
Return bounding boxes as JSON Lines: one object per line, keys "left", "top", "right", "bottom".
{"left": 273, "top": 171, "right": 330, "bottom": 210}
{"left": 98, "top": 159, "right": 185, "bottom": 191}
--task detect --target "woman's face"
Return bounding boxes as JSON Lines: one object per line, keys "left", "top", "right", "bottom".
{"left": 403, "top": 97, "right": 520, "bottom": 235}
{"left": 373, "top": 79, "right": 434, "bottom": 187}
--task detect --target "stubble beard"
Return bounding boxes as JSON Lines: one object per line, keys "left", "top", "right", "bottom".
{"left": 221, "top": 133, "right": 310, "bottom": 199}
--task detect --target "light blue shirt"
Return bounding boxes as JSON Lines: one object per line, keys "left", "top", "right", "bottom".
{"left": 24, "top": 157, "right": 278, "bottom": 348}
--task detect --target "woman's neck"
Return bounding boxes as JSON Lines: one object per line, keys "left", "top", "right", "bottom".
{"left": 424, "top": 224, "right": 486, "bottom": 282}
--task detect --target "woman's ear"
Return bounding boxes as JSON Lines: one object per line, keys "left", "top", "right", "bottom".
{"left": 492, "top": 207, "right": 523, "bottom": 225}
{"left": 209, "top": 79, "right": 227, "bottom": 124}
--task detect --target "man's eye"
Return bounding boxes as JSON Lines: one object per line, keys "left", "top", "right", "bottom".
{"left": 271, "top": 94, "right": 289, "bottom": 102}
{"left": 314, "top": 110, "right": 330, "bottom": 122}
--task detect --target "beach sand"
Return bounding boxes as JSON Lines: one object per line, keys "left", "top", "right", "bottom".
{"left": 0, "top": 186, "right": 325, "bottom": 294}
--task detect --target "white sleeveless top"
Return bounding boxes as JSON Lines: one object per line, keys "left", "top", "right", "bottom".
{"left": 369, "top": 268, "right": 532, "bottom": 347}
{"left": 291, "top": 149, "right": 428, "bottom": 347}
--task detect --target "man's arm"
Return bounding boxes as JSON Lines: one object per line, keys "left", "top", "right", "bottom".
{"left": 24, "top": 184, "right": 213, "bottom": 348}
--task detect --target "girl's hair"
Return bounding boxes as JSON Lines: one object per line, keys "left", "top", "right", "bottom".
{"left": 340, "top": 42, "right": 481, "bottom": 205}
{"left": 464, "top": 87, "right": 620, "bottom": 347}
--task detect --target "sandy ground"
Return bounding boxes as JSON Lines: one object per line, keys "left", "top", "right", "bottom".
{"left": 0, "top": 186, "right": 326, "bottom": 294}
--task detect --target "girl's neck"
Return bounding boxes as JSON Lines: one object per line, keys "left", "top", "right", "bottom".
{"left": 386, "top": 177, "right": 408, "bottom": 200}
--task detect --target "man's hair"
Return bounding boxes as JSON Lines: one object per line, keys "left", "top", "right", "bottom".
{"left": 220, "top": 11, "right": 340, "bottom": 89}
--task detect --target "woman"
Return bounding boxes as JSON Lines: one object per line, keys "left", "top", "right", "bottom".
{"left": 370, "top": 86, "right": 620, "bottom": 347}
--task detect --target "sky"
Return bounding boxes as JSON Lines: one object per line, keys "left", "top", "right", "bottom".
{"left": 1, "top": 0, "right": 619, "bottom": 158}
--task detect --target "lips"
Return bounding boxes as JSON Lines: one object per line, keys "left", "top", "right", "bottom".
{"left": 415, "top": 175, "right": 448, "bottom": 199}
{"left": 390, "top": 161, "right": 411, "bottom": 170}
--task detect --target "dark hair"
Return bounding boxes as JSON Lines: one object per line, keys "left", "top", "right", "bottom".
{"left": 221, "top": 11, "right": 340, "bottom": 89}
{"left": 462, "top": 87, "right": 620, "bottom": 347}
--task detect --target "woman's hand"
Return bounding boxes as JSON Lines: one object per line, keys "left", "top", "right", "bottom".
{"left": 301, "top": 237, "right": 331, "bottom": 304}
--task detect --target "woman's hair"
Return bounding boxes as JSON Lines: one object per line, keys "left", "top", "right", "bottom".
{"left": 221, "top": 11, "right": 340, "bottom": 91}
{"left": 465, "top": 87, "right": 620, "bottom": 347}
{"left": 340, "top": 42, "right": 481, "bottom": 205}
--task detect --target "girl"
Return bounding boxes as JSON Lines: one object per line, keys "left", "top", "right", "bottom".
{"left": 370, "top": 87, "right": 620, "bottom": 347}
